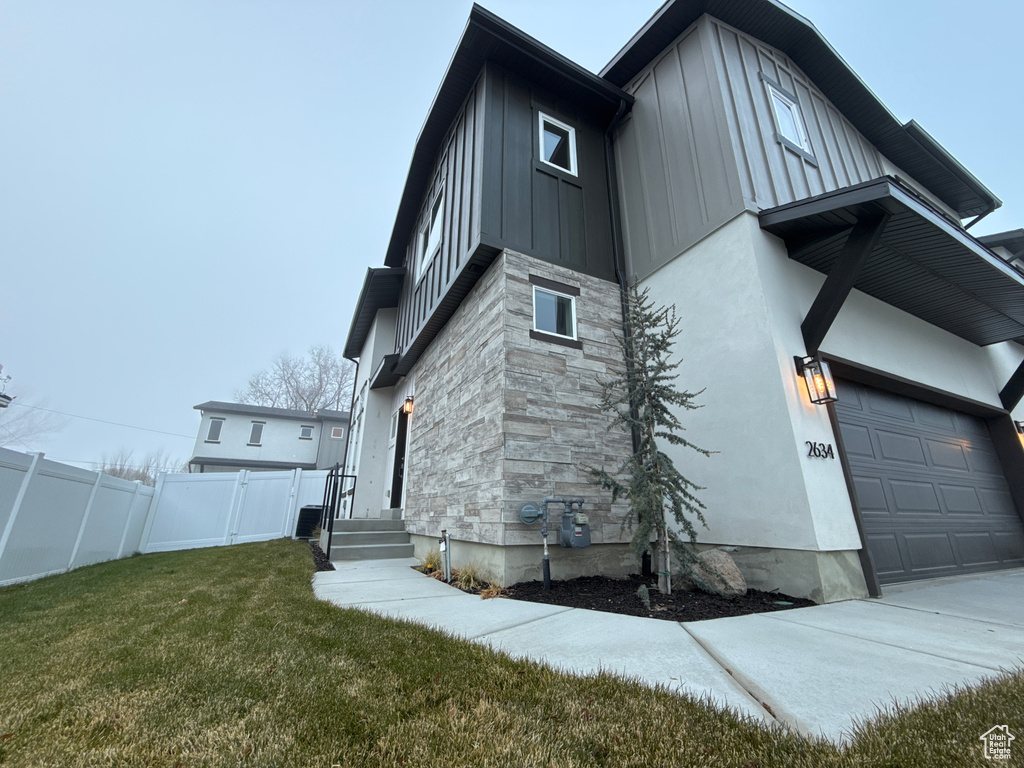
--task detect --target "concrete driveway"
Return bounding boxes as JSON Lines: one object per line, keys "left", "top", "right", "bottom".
{"left": 313, "top": 560, "right": 1024, "bottom": 743}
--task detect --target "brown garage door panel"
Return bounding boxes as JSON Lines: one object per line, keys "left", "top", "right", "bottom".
{"left": 835, "top": 379, "right": 1024, "bottom": 584}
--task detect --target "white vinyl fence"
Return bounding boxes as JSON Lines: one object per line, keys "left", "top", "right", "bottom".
{"left": 140, "top": 469, "right": 328, "bottom": 554}
{"left": 0, "top": 448, "right": 155, "bottom": 587}
{"left": 0, "top": 447, "right": 329, "bottom": 586}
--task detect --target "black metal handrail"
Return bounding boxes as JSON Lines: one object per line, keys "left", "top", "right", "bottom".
{"left": 320, "top": 464, "right": 357, "bottom": 557}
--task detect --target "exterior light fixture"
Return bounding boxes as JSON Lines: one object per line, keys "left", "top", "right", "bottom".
{"left": 796, "top": 355, "right": 838, "bottom": 405}
{"left": 403, "top": 396, "right": 414, "bottom": 415}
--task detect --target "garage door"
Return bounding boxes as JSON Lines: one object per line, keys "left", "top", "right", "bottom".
{"left": 834, "top": 379, "right": 1024, "bottom": 584}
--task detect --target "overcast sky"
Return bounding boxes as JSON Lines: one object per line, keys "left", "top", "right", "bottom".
{"left": 1, "top": 0, "right": 1021, "bottom": 472}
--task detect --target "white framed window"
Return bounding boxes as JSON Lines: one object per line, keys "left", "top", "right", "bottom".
{"left": 330, "top": 426, "right": 345, "bottom": 439}
{"left": 763, "top": 76, "right": 814, "bottom": 160}
{"left": 538, "top": 112, "right": 577, "bottom": 176}
{"left": 299, "top": 425, "right": 314, "bottom": 440}
{"left": 416, "top": 192, "right": 444, "bottom": 282}
{"left": 206, "top": 418, "right": 224, "bottom": 443}
{"left": 533, "top": 285, "right": 577, "bottom": 340}
{"left": 248, "top": 421, "right": 264, "bottom": 446}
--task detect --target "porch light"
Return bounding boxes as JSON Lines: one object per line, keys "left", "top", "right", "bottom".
{"left": 797, "top": 356, "right": 838, "bottom": 405}
{"left": 403, "top": 396, "right": 414, "bottom": 415}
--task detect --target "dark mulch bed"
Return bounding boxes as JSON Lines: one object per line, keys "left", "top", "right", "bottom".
{"left": 309, "top": 541, "right": 335, "bottom": 572}
{"left": 505, "top": 574, "right": 815, "bottom": 622}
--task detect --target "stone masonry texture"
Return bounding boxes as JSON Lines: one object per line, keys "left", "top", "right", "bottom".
{"left": 404, "top": 249, "right": 634, "bottom": 560}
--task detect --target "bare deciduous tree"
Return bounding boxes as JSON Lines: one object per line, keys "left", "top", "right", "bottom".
{"left": 0, "top": 366, "right": 67, "bottom": 450}
{"left": 98, "top": 448, "right": 186, "bottom": 487}
{"left": 235, "top": 345, "right": 355, "bottom": 412}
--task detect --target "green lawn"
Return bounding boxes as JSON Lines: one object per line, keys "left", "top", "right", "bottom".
{"left": 0, "top": 539, "right": 1020, "bottom": 767}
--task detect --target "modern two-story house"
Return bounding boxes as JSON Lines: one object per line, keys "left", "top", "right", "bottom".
{"left": 341, "top": 0, "right": 1024, "bottom": 602}
{"left": 189, "top": 401, "right": 349, "bottom": 474}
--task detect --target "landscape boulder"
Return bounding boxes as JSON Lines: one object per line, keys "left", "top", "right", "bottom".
{"left": 688, "top": 549, "right": 747, "bottom": 597}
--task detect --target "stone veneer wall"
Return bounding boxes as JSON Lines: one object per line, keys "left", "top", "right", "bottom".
{"left": 404, "top": 249, "right": 635, "bottom": 584}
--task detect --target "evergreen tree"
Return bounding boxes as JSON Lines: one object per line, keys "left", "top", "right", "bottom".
{"left": 588, "top": 286, "right": 711, "bottom": 594}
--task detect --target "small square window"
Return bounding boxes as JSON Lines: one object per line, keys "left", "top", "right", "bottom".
{"left": 330, "top": 426, "right": 345, "bottom": 439}
{"left": 299, "top": 425, "right": 314, "bottom": 440}
{"left": 763, "top": 77, "right": 814, "bottom": 160}
{"left": 533, "top": 286, "right": 576, "bottom": 340}
{"left": 248, "top": 422, "right": 264, "bottom": 446}
{"left": 538, "top": 112, "right": 577, "bottom": 176}
{"left": 206, "top": 418, "right": 224, "bottom": 443}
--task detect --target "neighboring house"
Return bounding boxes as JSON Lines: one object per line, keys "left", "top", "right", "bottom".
{"left": 341, "top": 0, "right": 1024, "bottom": 602}
{"left": 189, "top": 402, "right": 349, "bottom": 473}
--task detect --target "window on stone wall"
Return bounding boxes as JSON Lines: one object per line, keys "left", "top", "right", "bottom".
{"left": 533, "top": 286, "right": 576, "bottom": 339}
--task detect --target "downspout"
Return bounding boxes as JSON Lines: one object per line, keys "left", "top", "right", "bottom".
{"left": 603, "top": 98, "right": 638, "bottom": 458}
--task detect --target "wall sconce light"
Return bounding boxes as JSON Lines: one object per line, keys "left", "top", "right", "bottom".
{"left": 796, "top": 355, "right": 838, "bottom": 405}
{"left": 1014, "top": 420, "right": 1024, "bottom": 435}
{"left": 403, "top": 396, "right": 415, "bottom": 415}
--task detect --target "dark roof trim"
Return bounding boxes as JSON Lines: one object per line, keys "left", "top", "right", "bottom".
{"left": 760, "top": 176, "right": 1024, "bottom": 346}
{"left": 382, "top": 4, "right": 633, "bottom": 269}
{"left": 188, "top": 457, "right": 318, "bottom": 471}
{"left": 193, "top": 401, "right": 350, "bottom": 423}
{"left": 601, "top": 0, "right": 999, "bottom": 219}
{"left": 343, "top": 267, "right": 405, "bottom": 360}
{"left": 979, "top": 229, "right": 1024, "bottom": 260}
{"left": 369, "top": 354, "right": 402, "bottom": 390}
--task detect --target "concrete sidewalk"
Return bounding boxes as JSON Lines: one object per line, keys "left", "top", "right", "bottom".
{"left": 312, "top": 559, "right": 1024, "bottom": 743}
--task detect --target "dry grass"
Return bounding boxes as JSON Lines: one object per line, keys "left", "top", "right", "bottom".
{"left": 0, "top": 539, "right": 1020, "bottom": 767}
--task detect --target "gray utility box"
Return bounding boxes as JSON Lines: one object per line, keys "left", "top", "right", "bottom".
{"left": 560, "top": 512, "right": 591, "bottom": 548}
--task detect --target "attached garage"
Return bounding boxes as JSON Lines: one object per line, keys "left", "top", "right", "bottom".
{"left": 835, "top": 379, "right": 1024, "bottom": 585}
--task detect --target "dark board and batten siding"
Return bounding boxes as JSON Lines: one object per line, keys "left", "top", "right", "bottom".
{"left": 615, "top": 15, "right": 889, "bottom": 283}
{"left": 395, "top": 74, "right": 486, "bottom": 358}
{"left": 395, "top": 63, "right": 619, "bottom": 363}
{"left": 480, "top": 64, "right": 616, "bottom": 283}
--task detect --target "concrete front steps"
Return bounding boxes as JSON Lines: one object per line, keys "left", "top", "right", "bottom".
{"left": 329, "top": 519, "right": 413, "bottom": 561}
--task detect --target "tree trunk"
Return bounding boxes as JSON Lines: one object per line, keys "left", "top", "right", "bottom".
{"left": 656, "top": 525, "right": 671, "bottom": 594}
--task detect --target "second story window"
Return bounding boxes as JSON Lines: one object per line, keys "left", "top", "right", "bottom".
{"left": 417, "top": 192, "right": 444, "bottom": 282}
{"left": 299, "top": 425, "right": 314, "bottom": 440}
{"left": 206, "top": 418, "right": 224, "bottom": 443}
{"left": 762, "top": 74, "right": 815, "bottom": 162}
{"left": 248, "top": 421, "right": 265, "bottom": 446}
{"left": 330, "top": 426, "right": 345, "bottom": 439}
{"left": 539, "top": 112, "right": 577, "bottom": 176}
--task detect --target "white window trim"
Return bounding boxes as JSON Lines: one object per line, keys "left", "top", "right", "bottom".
{"left": 330, "top": 426, "right": 345, "bottom": 439}
{"left": 763, "top": 77, "right": 814, "bottom": 161}
{"left": 532, "top": 285, "right": 578, "bottom": 341}
{"left": 248, "top": 421, "right": 265, "bottom": 447}
{"left": 538, "top": 112, "right": 578, "bottom": 177}
{"left": 416, "top": 191, "right": 444, "bottom": 284}
{"left": 205, "top": 418, "right": 224, "bottom": 443}
{"left": 299, "top": 425, "right": 314, "bottom": 440}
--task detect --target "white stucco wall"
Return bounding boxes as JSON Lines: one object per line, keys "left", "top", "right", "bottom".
{"left": 192, "top": 412, "right": 321, "bottom": 467}
{"left": 636, "top": 210, "right": 1024, "bottom": 554}
{"left": 347, "top": 309, "right": 401, "bottom": 519}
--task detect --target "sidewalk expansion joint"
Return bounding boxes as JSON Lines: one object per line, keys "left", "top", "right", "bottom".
{"left": 762, "top": 612, "right": 1012, "bottom": 672}
{"left": 854, "top": 599, "right": 1024, "bottom": 631}
{"left": 468, "top": 605, "right": 576, "bottom": 641}
{"left": 677, "top": 622, "right": 789, "bottom": 732}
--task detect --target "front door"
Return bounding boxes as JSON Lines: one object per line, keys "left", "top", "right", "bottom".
{"left": 389, "top": 409, "right": 409, "bottom": 511}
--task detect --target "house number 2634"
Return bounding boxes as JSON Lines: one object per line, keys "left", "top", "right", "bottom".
{"left": 805, "top": 441, "right": 835, "bottom": 460}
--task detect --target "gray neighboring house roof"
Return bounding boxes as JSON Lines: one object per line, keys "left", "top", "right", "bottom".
{"left": 193, "top": 401, "right": 350, "bottom": 423}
